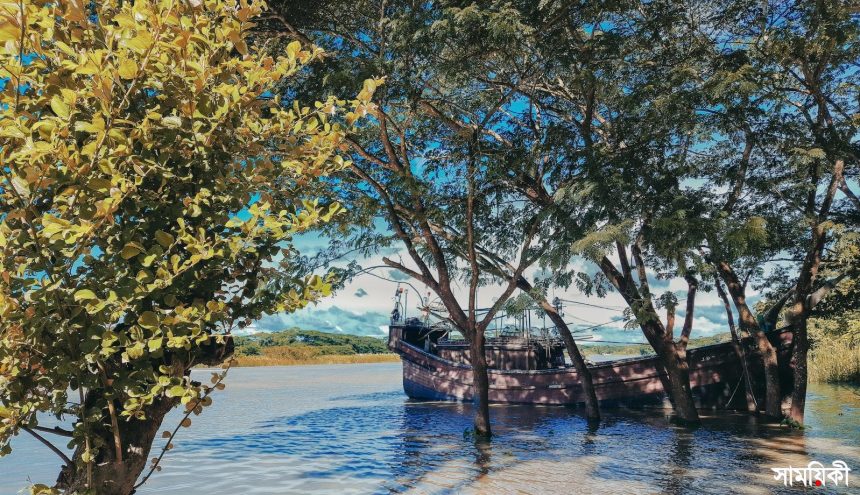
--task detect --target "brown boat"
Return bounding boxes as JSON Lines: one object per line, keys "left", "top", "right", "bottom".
{"left": 387, "top": 319, "right": 794, "bottom": 410}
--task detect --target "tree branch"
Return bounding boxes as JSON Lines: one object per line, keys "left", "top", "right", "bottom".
{"left": 677, "top": 274, "right": 698, "bottom": 351}
{"left": 22, "top": 427, "right": 73, "bottom": 467}
{"left": 839, "top": 177, "right": 860, "bottom": 211}
{"left": 807, "top": 271, "right": 850, "bottom": 311}
{"left": 348, "top": 163, "right": 438, "bottom": 288}
{"left": 31, "top": 425, "right": 74, "bottom": 438}
{"left": 723, "top": 130, "right": 754, "bottom": 213}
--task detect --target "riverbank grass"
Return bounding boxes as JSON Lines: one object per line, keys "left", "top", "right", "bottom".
{"left": 810, "top": 336, "right": 860, "bottom": 384}
{"left": 235, "top": 352, "right": 400, "bottom": 367}
{"left": 232, "top": 328, "right": 398, "bottom": 367}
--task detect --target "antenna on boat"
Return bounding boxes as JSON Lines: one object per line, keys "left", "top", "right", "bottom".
{"left": 403, "top": 287, "right": 408, "bottom": 321}
{"left": 391, "top": 285, "right": 404, "bottom": 324}
{"left": 552, "top": 297, "right": 563, "bottom": 317}
{"left": 421, "top": 289, "right": 432, "bottom": 325}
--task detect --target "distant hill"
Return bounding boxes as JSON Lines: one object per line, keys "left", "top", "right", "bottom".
{"left": 581, "top": 332, "right": 732, "bottom": 357}
{"left": 234, "top": 328, "right": 391, "bottom": 361}
{"left": 231, "top": 328, "right": 734, "bottom": 366}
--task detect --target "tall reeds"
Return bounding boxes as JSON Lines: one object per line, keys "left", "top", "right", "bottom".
{"left": 809, "top": 336, "right": 860, "bottom": 384}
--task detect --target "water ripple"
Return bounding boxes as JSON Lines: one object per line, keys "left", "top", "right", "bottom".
{"left": 1, "top": 364, "right": 858, "bottom": 495}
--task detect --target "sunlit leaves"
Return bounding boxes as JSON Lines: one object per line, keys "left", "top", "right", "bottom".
{"left": 0, "top": 0, "right": 371, "bottom": 479}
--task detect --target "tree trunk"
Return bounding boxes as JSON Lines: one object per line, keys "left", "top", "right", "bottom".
{"left": 785, "top": 159, "right": 840, "bottom": 423}
{"left": 515, "top": 278, "right": 600, "bottom": 420}
{"left": 551, "top": 315, "right": 600, "bottom": 421}
{"left": 787, "top": 306, "right": 809, "bottom": 424}
{"left": 715, "top": 274, "right": 757, "bottom": 412}
{"left": 716, "top": 261, "right": 782, "bottom": 419}
{"left": 653, "top": 332, "right": 700, "bottom": 424}
{"left": 753, "top": 329, "right": 783, "bottom": 419}
{"left": 56, "top": 396, "right": 176, "bottom": 495}
{"left": 469, "top": 328, "right": 492, "bottom": 437}
{"left": 637, "top": 322, "right": 700, "bottom": 424}
{"left": 54, "top": 342, "right": 232, "bottom": 494}
{"left": 597, "top": 255, "right": 698, "bottom": 423}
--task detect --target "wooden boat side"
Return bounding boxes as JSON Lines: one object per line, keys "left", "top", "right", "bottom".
{"left": 391, "top": 326, "right": 794, "bottom": 410}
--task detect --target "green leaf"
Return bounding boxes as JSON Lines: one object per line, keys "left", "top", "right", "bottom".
{"left": 167, "top": 385, "right": 186, "bottom": 397}
{"left": 117, "top": 59, "right": 138, "bottom": 79}
{"left": 138, "top": 311, "right": 159, "bottom": 329}
{"left": 126, "top": 342, "right": 145, "bottom": 359}
{"left": 125, "top": 33, "right": 153, "bottom": 53}
{"left": 10, "top": 175, "right": 29, "bottom": 197}
{"left": 73, "top": 289, "right": 98, "bottom": 302}
{"left": 121, "top": 242, "right": 144, "bottom": 260}
{"left": 50, "top": 95, "right": 70, "bottom": 118}
{"left": 155, "top": 230, "right": 175, "bottom": 248}
{"left": 162, "top": 115, "right": 183, "bottom": 128}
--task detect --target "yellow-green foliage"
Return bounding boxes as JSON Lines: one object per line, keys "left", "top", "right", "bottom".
{"left": 0, "top": 0, "right": 376, "bottom": 471}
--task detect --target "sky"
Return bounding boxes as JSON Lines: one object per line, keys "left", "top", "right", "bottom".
{"left": 246, "top": 233, "right": 760, "bottom": 345}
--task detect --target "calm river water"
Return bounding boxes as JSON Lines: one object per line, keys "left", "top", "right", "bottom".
{"left": 1, "top": 362, "right": 859, "bottom": 494}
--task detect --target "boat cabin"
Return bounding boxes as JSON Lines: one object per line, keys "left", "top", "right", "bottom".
{"left": 388, "top": 318, "right": 567, "bottom": 372}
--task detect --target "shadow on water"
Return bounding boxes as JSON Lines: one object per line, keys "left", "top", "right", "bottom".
{"left": 177, "top": 384, "right": 860, "bottom": 495}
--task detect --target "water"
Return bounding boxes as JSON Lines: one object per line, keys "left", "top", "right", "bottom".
{"left": 2, "top": 363, "right": 859, "bottom": 494}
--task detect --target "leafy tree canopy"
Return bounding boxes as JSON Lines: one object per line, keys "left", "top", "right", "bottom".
{"left": 0, "top": 0, "right": 369, "bottom": 491}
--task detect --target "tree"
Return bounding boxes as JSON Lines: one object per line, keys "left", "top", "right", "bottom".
{"left": 267, "top": 0, "right": 857, "bottom": 429}
{"left": 696, "top": 0, "right": 859, "bottom": 423}
{"left": 414, "top": 1, "right": 603, "bottom": 421}
{"left": 756, "top": 1, "right": 858, "bottom": 424}
{"left": 434, "top": 0, "right": 710, "bottom": 423}
{"left": 272, "top": 0, "right": 568, "bottom": 434}
{"left": 0, "top": 0, "right": 356, "bottom": 492}
{"left": 475, "top": 0, "right": 857, "bottom": 425}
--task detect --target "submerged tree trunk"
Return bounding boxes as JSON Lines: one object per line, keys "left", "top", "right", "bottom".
{"left": 598, "top": 253, "right": 699, "bottom": 424}
{"left": 785, "top": 159, "right": 842, "bottom": 424}
{"left": 716, "top": 261, "right": 782, "bottom": 419}
{"left": 784, "top": 272, "right": 848, "bottom": 424}
{"left": 57, "top": 396, "right": 176, "bottom": 495}
{"left": 469, "top": 328, "right": 492, "bottom": 437}
{"left": 715, "top": 275, "right": 757, "bottom": 412}
{"left": 752, "top": 328, "right": 783, "bottom": 419}
{"left": 545, "top": 307, "right": 601, "bottom": 421}
{"left": 787, "top": 314, "right": 809, "bottom": 424}
{"left": 516, "top": 278, "right": 600, "bottom": 420}
{"left": 649, "top": 325, "right": 700, "bottom": 424}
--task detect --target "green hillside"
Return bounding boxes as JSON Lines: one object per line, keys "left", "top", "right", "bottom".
{"left": 581, "top": 332, "right": 733, "bottom": 358}
{"left": 234, "top": 328, "right": 391, "bottom": 360}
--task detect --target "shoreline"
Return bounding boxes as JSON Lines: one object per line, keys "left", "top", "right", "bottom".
{"left": 233, "top": 353, "right": 401, "bottom": 367}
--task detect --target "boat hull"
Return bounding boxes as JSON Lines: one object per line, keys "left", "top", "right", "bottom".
{"left": 390, "top": 326, "right": 794, "bottom": 410}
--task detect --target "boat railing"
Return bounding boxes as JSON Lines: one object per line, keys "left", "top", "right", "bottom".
{"left": 438, "top": 325, "right": 566, "bottom": 348}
